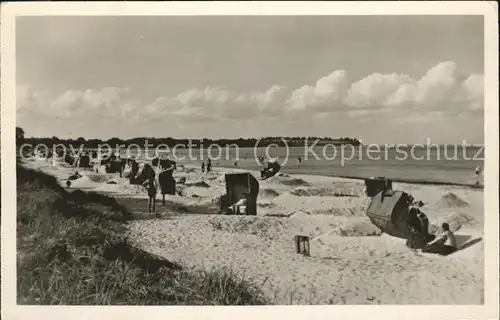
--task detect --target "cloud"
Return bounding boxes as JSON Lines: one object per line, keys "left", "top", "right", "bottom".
{"left": 287, "top": 61, "right": 484, "bottom": 116}
{"left": 286, "top": 70, "right": 350, "bottom": 111}
{"left": 16, "top": 85, "right": 52, "bottom": 114}
{"left": 49, "top": 87, "right": 135, "bottom": 118}
{"left": 17, "top": 86, "right": 139, "bottom": 120}
{"left": 346, "top": 73, "right": 413, "bottom": 108}
{"left": 154, "top": 85, "right": 287, "bottom": 120}
{"left": 16, "top": 60, "right": 484, "bottom": 142}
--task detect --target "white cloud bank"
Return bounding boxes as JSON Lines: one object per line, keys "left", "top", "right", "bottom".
{"left": 286, "top": 61, "right": 484, "bottom": 115}
{"left": 17, "top": 61, "right": 484, "bottom": 141}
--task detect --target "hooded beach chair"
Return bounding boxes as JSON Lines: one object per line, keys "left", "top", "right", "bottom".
{"left": 221, "top": 172, "right": 260, "bottom": 215}
{"left": 366, "top": 189, "right": 414, "bottom": 239}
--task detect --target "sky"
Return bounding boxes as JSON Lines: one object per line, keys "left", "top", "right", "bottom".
{"left": 16, "top": 15, "right": 484, "bottom": 144}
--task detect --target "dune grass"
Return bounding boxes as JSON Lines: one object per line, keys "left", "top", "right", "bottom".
{"left": 16, "top": 165, "right": 268, "bottom": 305}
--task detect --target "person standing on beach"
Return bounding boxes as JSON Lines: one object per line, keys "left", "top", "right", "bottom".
{"left": 159, "top": 159, "right": 176, "bottom": 206}
{"left": 206, "top": 159, "right": 212, "bottom": 173}
{"left": 201, "top": 161, "right": 205, "bottom": 173}
{"left": 474, "top": 165, "right": 482, "bottom": 186}
{"left": 144, "top": 175, "right": 158, "bottom": 215}
{"left": 406, "top": 204, "right": 432, "bottom": 250}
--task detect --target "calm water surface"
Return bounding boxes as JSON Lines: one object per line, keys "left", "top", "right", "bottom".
{"left": 116, "top": 146, "right": 484, "bottom": 186}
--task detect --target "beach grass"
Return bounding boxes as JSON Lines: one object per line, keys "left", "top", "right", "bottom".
{"left": 16, "top": 165, "right": 268, "bottom": 305}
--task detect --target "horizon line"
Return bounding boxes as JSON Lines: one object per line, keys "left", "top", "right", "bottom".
{"left": 21, "top": 136, "right": 484, "bottom": 147}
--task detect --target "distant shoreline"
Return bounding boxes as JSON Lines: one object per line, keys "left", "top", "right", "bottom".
{"left": 325, "top": 174, "right": 484, "bottom": 189}
{"left": 21, "top": 139, "right": 485, "bottom": 149}
{"left": 21, "top": 137, "right": 362, "bottom": 148}
{"left": 173, "top": 163, "right": 484, "bottom": 190}
{"left": 211, "top": 163, "right": 484, "bottom": 189}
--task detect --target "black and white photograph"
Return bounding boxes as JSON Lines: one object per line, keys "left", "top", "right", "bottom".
{"left": 1, "top": 1, "right": 498, "bottom": 318}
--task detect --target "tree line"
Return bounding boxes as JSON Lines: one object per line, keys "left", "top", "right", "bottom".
{"left": 16, "top": 127, "right": 361, "bottom": 148}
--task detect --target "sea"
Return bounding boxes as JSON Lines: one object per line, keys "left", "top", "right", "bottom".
{"left": 113, "top": 145, "right": 485, "bottom": 186}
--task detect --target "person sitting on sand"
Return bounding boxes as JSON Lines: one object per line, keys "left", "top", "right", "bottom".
{"left": 66, "top": 171, "right": 83, "bottom": 188}
{"left": 68, "top": 171, "right": 82, "bottom": 181}
{"left": 230, "top": 193, "right": 248, "bottom": 215}
{"left": 422, "top": 223, "right": 457, "bottom": 256}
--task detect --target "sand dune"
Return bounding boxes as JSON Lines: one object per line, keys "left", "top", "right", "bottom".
{"left": 436, "top": 192, "right": 470, "bottom": 209}
{"left": 24, "top": 158, "right": 485, "bottom": 304}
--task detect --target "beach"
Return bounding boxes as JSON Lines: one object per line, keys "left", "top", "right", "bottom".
{"left": 22, "top": 157, "right": 484, "bottom": 304}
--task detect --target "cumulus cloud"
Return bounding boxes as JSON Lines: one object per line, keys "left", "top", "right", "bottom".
{"left": 16, "top": 60, "right": 483, "bottom": 141}
{"left": 49, "top": 87, "right": 135, "bottom": 117}
{"left": 166, "top": 85, "right": 287, "bottom": 120}
{"left": 287, "top": 70, "right": 349, "bottom": 110}
{"left": 346, "top": 73, "right": 413, "bottom": 108}
{"left": 16, "top": 85, "right": 52, "bottom": 114}
{"left": 287, "top": 61, "right": 484, "bottom": 116}
{"left": 17, "top": 86, "right": 138, "bottom": 119}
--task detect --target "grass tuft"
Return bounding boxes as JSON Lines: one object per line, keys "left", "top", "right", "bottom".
{"left": 17, "top": 165, "right": 268, "bottom": 305}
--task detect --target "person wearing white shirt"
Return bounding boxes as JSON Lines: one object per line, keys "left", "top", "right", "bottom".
{"left": 230, "top": 193, "right": 248, "bottom": 215}
{"left": 423, "top": 223, "right": 457, "bottom": 256}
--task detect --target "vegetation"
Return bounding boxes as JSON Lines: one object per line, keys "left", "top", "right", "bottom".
{"left": 16, "top": 126, "right": 25, "bottom": 145}
{"left": 21, "top": 135, "right": 361, "bottom": 149}
{"left": 16, "top": 165, "right": 268, "bottom": 305}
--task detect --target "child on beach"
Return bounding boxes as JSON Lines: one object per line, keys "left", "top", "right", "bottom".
{"left": 140, "top": 164, "right": 158, "bottom": 215}
{"left": 144, "top": 176, "right": 158, "bottom": 215}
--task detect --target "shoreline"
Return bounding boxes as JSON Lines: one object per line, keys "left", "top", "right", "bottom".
{"left": 186, "top": 163, "right": 484, "bottom": 190}
{"left": 322, "top": 174, "right": 483, "bottom": 189}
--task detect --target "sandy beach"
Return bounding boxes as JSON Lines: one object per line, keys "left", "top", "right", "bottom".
{"left": 23, "top": 157, "right": 484, "bottom": 305}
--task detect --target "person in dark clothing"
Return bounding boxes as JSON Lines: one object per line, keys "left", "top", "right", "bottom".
{"left": 143, "top": 175, "right": 158, "bottom": 215}
{"left": 206, "top": 159, "right": 212, "bottom": 173}
{"left": 159, "top": 160, "right": 176, "bottom": 206}
{"left": 406, "top": 206, "right": 433, "bottom": 250}
{"left": 201, "top": 161, "right": 205, "bottom": 173}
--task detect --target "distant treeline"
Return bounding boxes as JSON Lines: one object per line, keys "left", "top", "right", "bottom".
{"left": 20, "top": 134, "right": 361, "bottom": 148}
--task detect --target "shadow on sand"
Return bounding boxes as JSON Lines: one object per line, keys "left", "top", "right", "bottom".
{"left": 115, "top": 197, "right": 220, "bottom": 220}
{"left": 457, "top": 236, "right": 482, "bottom": 251}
